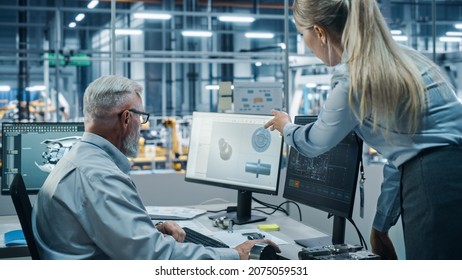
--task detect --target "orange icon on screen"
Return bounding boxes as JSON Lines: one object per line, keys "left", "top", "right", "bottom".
{"left": 294, "top": 180, "right": 300, "bottom": 188}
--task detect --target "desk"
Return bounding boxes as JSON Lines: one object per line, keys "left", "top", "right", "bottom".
{"left": 153, "top": 204, "right": 329, "bottom": 260}
{"left": 0, "top": 206, "right": 328, "bottom": 260}
{"left": 0, "top": 215, "right": 30, "bottom": 259}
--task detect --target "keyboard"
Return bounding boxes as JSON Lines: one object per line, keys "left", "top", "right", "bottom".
{"left": 183, "top": 227, "right": 230, "bottom": 248}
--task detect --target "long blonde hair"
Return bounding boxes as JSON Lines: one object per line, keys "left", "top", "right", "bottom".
{"left": 293, "top": 0, "right": 432, "bottom": 134}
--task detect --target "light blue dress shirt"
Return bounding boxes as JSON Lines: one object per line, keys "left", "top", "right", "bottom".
{"left": 284, "top": 52, "right": 462, "bottom": 232}
{"left": 32, "top": 132, "right": 239, "bottom": 260}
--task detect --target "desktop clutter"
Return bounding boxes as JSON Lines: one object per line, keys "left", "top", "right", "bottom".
{"left": 208, "top": 214, "right": 379, "bottom": 260}
{"left": 210, "top": 216, "right": 278, "bottom": 260}
{"left": 298, "top": 243, "right": 380, "bottom": 260}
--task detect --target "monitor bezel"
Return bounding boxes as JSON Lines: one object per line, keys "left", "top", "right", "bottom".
{"left": 184, "top": 112, "right": 284, "bottom": 196}
{"left": 282, "top": 115, "right": 362, "bottom": 219}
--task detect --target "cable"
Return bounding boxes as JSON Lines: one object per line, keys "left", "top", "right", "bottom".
{"left": 326, "top": 214, "right": 367, "bottom": 249}
{"left": 347, "top": 217, "right": 368, "bottom": 250}
{"left": 252, "top": 197, "right": 303, "bottom": 222}
{"left": 252, "top": 197, "right": 289, "bottom": 216}
{"left": 199, "top": 198, "right": 234, "bottom": 214}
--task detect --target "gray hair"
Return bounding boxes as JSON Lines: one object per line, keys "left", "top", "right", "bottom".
{"left": 83, "top": 75, "right": 143, "bottom": 122}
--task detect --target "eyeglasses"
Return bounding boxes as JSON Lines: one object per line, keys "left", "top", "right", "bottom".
{"left": 119, "top": 108, "right": 150, "bottom": 124}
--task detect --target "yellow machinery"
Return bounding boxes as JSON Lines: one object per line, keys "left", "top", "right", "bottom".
{"left": 131, "top": 117, "right": 188, "bottom": 172}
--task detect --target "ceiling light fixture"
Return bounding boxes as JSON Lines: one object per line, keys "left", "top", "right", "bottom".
{"left": 69, "top": 22, "right": 77, "bottom": 28}
{"left": 75, "top": 13, "right": 85, "bottom": 22}
{"left": 392, "top": 35, "right": 408, "bottom": 42}
{"left": 305, "top": 83, "right": 317, "bottom": 88}
{"left": 87, "top": 1, "right": 99, "bottom": 9}
{"left": 133, "top": 12, "right": 172, "bottom": 20}
{"left": 115, "top": 29, "right": 143, "bottom": 36}
{"left": 439, "top": 36, "right": 462, "bottom": 42}
{"left": 0, "top": 85, "right": 11, "bottom": 91}
{"left": 205, "top": 85, "right": 220, "bottom": 90}
{"left": 455, "top": 23, "right": 462, "bottom": 29}
{"left": 26, "top": 85, "right": 46, "bottom": 91}
{"left": 181, "top": 31, "right": 213, "bottom": 37}
{"left": 390, "top": 30, "right": 402, "bottom": 35}
{"left": 446, "top": 31, "right": 462, "bottom": 36}
{"left": 217, "top": 16, "right": 255, "bottom": 23}
{"left": 245, "top": 32, "right": 274, "bottom": 39}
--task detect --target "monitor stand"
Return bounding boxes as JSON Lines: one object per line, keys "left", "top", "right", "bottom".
{"left": 294, "top": 215, "right": 346, "bottom": 247}
{"left": 232, "top": 190, "right": 266, "bottom": 225}
{"left": 209, "top": 190, "right": 266, "bottom": 225}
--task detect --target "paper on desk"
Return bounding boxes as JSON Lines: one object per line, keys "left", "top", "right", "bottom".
{"left": 211, "top": 229, "right": 289, "bottom": 248}
{"left": 145, "top": 206, "right": 206, "bottom": 220}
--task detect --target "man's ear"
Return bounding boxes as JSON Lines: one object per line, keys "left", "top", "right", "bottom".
{"left": 313, "top": 24, "right": 327, "bottom": 45}
{"left": 120, "top": 110, "right": 130, "bottom": 126}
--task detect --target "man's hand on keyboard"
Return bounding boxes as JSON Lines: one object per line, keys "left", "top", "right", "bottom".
{"left": 156, "top": 221, "right": 185, "bottom": 242}
{"left": 235, "top": 239, "right": 281, "bottom": 260}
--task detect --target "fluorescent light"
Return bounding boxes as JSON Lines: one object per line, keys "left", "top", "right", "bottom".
{"left": 133, "top": 12, "right": 172, "bottom": 20}
{"left": 305, "top": 83, "right": 317, "bottom": 88}
{"left": 0, "top": 85, "right": 11, "bottom": 91}
{"left": 392, "top": 35, "right": 408, "bottom": 42}
{"left": 115, "top": 29, "right": 143, "bottom": 36}
{"left": 26, "top": 85, "right": 46, "bottom": 91}
{"left": 205, "top": 85, "right": 220, "bottom": 90}
{"left": 455, "top": 23, "right": 462, "bottom": 29}
{"left": 218, "top": 16, "right": 255, "bottom": 23}
{"left": 69, "top": 22, "right": 77, "bottom": 28}
{"left": 439, "top": 36, "right": 462, "bottom": 42}
{"left": 75, "top": 13, "right": 85, "bottom": 22}
{"left": 390, "top": 30, "right": 402, "bottom": 35}
{"left": 87, "top": 0, "right": 99, "bottom": 9}
{"left": 245, "top": 32, "right": 274, "bottom": 39}
{"left": 319, "top": 85, "right": 331, "bottom": 90}
{"left": 181, "top": 30, "right": 213, "bottom": 37}
{"left": 255, "top": 62, "right": 262, "bottom": 67}
{"left": 446, "top": 31, "right": 462, "bottom": 36}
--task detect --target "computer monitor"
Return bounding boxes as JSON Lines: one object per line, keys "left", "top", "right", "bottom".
{"left": 185, "top": 112, "right": 283, "bottom": 225}
{"left": 283, "top": 116, "right": 362, "bottom": 245}
{"left": 1, "top": 122, "right": 85, "bottom": 195}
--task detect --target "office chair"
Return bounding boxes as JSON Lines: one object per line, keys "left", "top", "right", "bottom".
{"left": 9, "top": 174, "right": 41, "bottom": 260}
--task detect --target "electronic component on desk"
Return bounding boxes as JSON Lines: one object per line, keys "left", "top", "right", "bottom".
{"left": 242, "top": 232, "right": 265, "bottom": 240}
{"left": 298, "top": 244, "right": 380, "bottom": 260}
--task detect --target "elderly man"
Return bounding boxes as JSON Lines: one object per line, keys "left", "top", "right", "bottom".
{"left": 32, "top": 75, "right": 279, "bottom": 259}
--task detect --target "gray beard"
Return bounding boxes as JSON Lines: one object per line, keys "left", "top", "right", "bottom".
{"left": 123, "top": 128, "right": 140, "bottom": 158}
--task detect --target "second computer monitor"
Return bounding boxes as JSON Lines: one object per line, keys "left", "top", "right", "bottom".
{"left": 185, "top": 112, "right": 283, "bottom": 224}
{"left": 1, "top": 122, "right": 85, "bottom": 195}
{"left": 283, "top": 116, "right": 362, "bottom": 245}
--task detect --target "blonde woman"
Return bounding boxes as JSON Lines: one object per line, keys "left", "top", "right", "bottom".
{"left": 265, "top": 0, "right": 462, "bottom": 259}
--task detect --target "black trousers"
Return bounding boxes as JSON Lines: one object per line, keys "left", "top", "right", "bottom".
{"left": 400, "top": 145, "right": 462, "bottom": 260}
